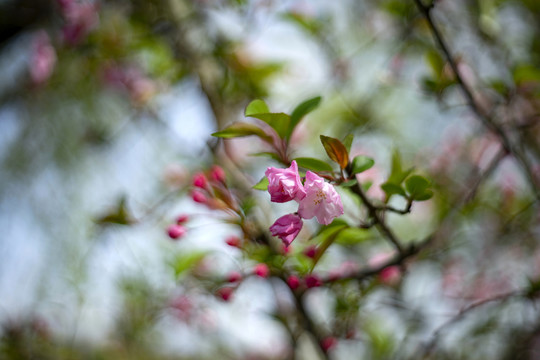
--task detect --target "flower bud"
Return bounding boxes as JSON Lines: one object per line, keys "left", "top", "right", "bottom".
{"left": 287, "top": 275, "right": 300, "bottom": 290}
{"left": 225, "top": 236, "right": 241, "bottom": 248}
{"left": 167, "top": 224, "right": 186, "bottom": 240}
{"left": 227, "top": 271, "right": 242, "bottom": 283}
{"left": 216, "top": 287, "right": 234, "bottom": 301}
{"left": 192, "top": 172, "right": 208, "bottom": 188}
{"left": 254, "top": 263, "right": 270, "bottom": 278}
{"left": 210, "top": 165, "right": 226, "bottom": 183}
{"left": 269, "top": 213, "right": 303, "bottom": 246}
{"left": 176, "top": 214, "right": 189, "bottom": 224}
{"left": 192, "top": 190, "right": 207, "bottom": 204}
{"left": 305, "top": 274, "right": 322, "bottom": 288}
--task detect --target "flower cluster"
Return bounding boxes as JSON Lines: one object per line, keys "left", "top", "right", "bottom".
{"left": 266, "top": 161, "right": 343, "bottom": 246}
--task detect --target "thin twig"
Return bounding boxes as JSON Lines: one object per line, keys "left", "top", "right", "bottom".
{"left": 412, "top": 0, "right": 540, "bottom": 201}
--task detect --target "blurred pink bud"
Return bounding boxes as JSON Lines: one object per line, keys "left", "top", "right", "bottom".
{"left": 193, "top": 172, "right": 208, "bottom": 188}
{"left": 61, "top": 1, "right": 99, "bottom": 45}
{"left": 254, "top": 263, "right": 270, "bottom": 278}
{"left": 167, "top": 224, "right": 186, "bottom": 240}
{"left": 369, "top": 252, "right": 401, "bottom": 285}
{"left": 303, "top": 245, "right": 317, "bottom": 259}
{"left": 169, "top": 295, "right": 192, "bottom": 321}
{"left": 216, "top": 287, "right": 233, "bottom": 301}
{"left": 163, "top": 163, "right": 187, "bottom": 187}
{"left": 225, "top": 236, "right": 241, "bottom": 248}
{"left": 30, "top": 31, "right": 56, "bottom": 85}
{"left": 320, "top": 337, "right": 337, "bottom": 352}
{"left": 265, "top": 160, "right": 306, "bottom": 203}
{"left": 210, "top": 165, "right": 226, "bottom": 183}
{"left": 191, "top": 190, "right": 207, "bottom": 204}
{"left": 298, "top": 171, "right": 343, "bottom": 225}
{"left": 305, "top": 274, "right": 322, "bottom": 288}
{"left": 227, "top": 271, "right": 242, "bottom": 283}
{"left": 269, "top": 213, "right": 303, "bottom": 246}
{"left": 287, "top": 275, "right": 300, "bottom": 290}
{"left": 176, "top": 214, "right": 189, "bottom": 224}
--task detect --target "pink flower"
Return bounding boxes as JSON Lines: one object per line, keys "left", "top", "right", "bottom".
{"left": 298, "top": 171, "right": 343, "bottom": 225}
{"left": 254, "top": 263, "right": 270, "bottom": 278}
{"left": 269, "top": 213, "right": 303, "bottom": 246}
{"left": 30, "top": 31, "right": 56, "bottom": 85}
{"left": 265, "top": 160, "right": 306, "bottom": 203}
{"left": 167, "top": 224, "right": 186, "bottom": 240}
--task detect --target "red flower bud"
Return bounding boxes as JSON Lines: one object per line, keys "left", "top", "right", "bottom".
{"left": 227, "top": 271, "right": 242, "bottom": 283}
{"left": 305, "top": 274, "right": 322, "bottom": 288}
{"left": 210, "top": 165, "right": 226, "bottom": 183}
{"left": 254, "top": 263, "right": 270, "bottom": 278}
{"left": 287, "top": 275, "right": 300, "bottom": 290}
{"left": 216, "top": 287, "right": 234, "bottom": 301}
{"left": 192, "top": 190, "right": 207, "bottom": 204}
{"left": 167, "top": 224, "right": 186, "bottom": 240}
{"left": 176, "top": 214, "right": 189, "bottom": 224}
{"left": 225, "top": 236, "right": 241, "bottom": 248}
{"left": 320, "top": 337, "right": 337, "bottom": 352}
{"left": 192, "top": 172, "right": 208, "bottom": 188}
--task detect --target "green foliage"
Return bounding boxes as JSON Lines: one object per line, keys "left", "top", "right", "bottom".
{"left": 211, "top": 122, "right": 273, "bottom": 142}
{"left": 252, "top": 176, "right": 269, "bottom": 191}
{"left": 294, "top": 157, "right": 334, "bottom": 173}
{"left": 405, "top": 175, "right": 433, "bottom": 201}
{"left": 170, "top": 251, "right": 208, "bottom": 279}
{"left": 288, "top": 96, "right": 322, "bottom": 138}
{"left": 351, "top": 155, "right": 375, "bottom": 175}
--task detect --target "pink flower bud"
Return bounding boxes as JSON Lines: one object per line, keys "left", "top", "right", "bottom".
{"left": 225, "top": 236, "right": 241, "bottom": 248}
{"left": 265, "top": 160, "right": 306, "bottom": 203}
{"left": 320, "top": 337, "right": 337, "bottom": 352}
{"left": 193, "top": 172, "right": 208, "bottom": 188}
{"left": 287, "top": 275, "right": 300, "bottom": 290}
{"left": 176, "top": 214, "right": 189, "bottom": 224}
{"left": 303, "top": 245, "right": 317, "bottom": 259}
{"left": 298, "top": 171, "right": 343, "bottom": 225}
{"left": 216, "top": 287, "right": 233, "bottom": 301}
{"left": 210, "top": 165, "right": 226, "bottom": 183}
{"left": 227, "top": 271, "right": 242, "bottom": 283}
{"left": 30, "top": 31, "right": 56, "bottom": 85}
{"left": 269, "top": 213, "right": 303, "bottom": 246}
{"left": 254, "top": 263, "right": 270, "bottom": 278}
{"left": 305, "top": 274, "right": 322, "bottom": 288}
{"left": 191, "top": 190, "right": 207, "bottom": 204}
{"left": 167, "top": 224, "right": 186, "bottom": 240}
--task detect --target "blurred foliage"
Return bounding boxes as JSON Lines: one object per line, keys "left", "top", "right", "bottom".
{"left": 0, "top": 0, "right": 540, "bottom": 359}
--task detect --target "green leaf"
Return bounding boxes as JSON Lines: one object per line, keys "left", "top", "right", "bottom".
{"left": 381, "top": 182, "right": 406, "bottom": 198}
{"left": 405, "top": 175, "right": 430, "bottom": 196}
{"left": 212, "top": 122, "right": 272, "bottom": 142}
{"left": 245, "top": 99, "right": 270, "bottom": 116}
{"left": 253, "top": 176, "right": 269, "bottom": 191}
{"left": 351, "top": 155, "right": 375, "bottom": 175}
{"left": 294, "top": 157, "right": 334, "bottom": 173}
{"left": 95, "top": 196, "right": 135, "bottom": 226}
{"left": 425, "top": 49, "right": 444, "bottom": 78}
{"left": 250, "top": 113, "right": 291, "bottom": 139}
{"left": 335, "top": 227, "right": 371, "bottom": 245}
{"left": 320, "top": 135, "right": 349, "bottom": 169}
{"left": 288, "top": 96, "right": 322, "bottom": 138}
{"left": 170, "top": 251, "right": 208, "bottom": 279}
{"left": 414, "top": 190, "right": 433, "bottom": 201}
{"left": 342, "top": 134, "right": 354, "bottom": 153}
{"left": 340, "top": 179, "right": 358, "bottom": 188}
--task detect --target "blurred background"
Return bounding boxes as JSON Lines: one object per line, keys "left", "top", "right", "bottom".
{"left": 0, "top": 0, "right": 539, "bottom": 359}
